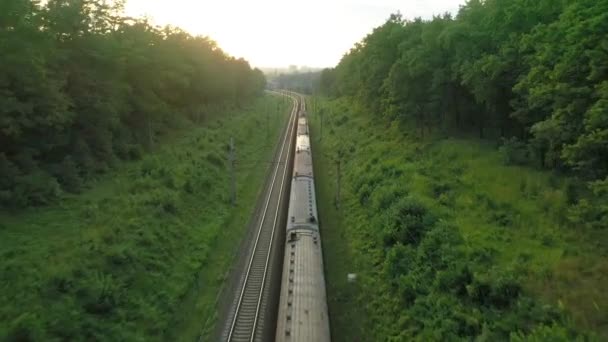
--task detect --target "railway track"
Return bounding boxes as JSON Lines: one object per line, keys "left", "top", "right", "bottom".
{"left": 221, "top": 93, "right": 299, "bottom": 342}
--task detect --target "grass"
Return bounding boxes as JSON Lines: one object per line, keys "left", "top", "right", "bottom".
{"left": 307, "top": 97, "right": 607, "bottom": 341}
{"left": 0, "top": 94, "right": 292, "bottom": 341}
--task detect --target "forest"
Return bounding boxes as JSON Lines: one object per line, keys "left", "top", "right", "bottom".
{"left": 319, "top": 0, "right": 607, "bottom": 228}
{"left": 0, "top": 0, "right": 266, "bottom": 208}
{"left": 309, "top": 0, "right": 608, "bottom": 339}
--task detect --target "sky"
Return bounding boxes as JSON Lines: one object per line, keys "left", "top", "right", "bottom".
{"left": 124, "top": 0, "right": 466, "bottom": 69}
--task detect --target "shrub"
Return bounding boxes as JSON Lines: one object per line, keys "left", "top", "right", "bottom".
{"left": 432, "top": 181, "right": 451, "bottom": 198}
{"left": 13, "top": 171, "right": 62, "bottom": 207}
{"left": 142, "top": 189, "right": 180, "bottom": 214}
{"left": 357, "top": 183, "right": 372, "bottom": 205}
{"left": 396, "top": 275, "right": 418, "bottom": 305}
{"left": 126, "top": 144, "right": 143, "bottom": 160}
{"left": 371, "top": 184, "right": 406, "bottom": 211}
{"left": 490, "top": 275, "right": 522, "bottom": 308}
{"left": 129, "top": 177, "right": 156, "bottom": 194}
{"left": 80, "top": 272, "right": 123, "bottom": 315}
{"left": 519, "top": 179, "right": 527, "bottom": 194}
{"left": 571, "top": 183, "right": 606, "bottom": 228}
{"left": 140, "top": 157, "right": 160, "bottom": 177}
{"left": 499, "top": 137, "right": 532, "bottom": 166}
{"left": 162, "top": 172, "right": 178, "bottom": 189}
{"left": 467, "top": 278, "right": 492, "bottom": 306}
{"left": 335, "top": 115, "right": 349, "bottom": 126}
{"left": 470, "top": 247, "right": 498, "bottom": 265}
{"left": 563, "top": 179, "right": 579, "bottom": 205}
{"left": 183, "top": 180, "right": 194, "bottom": 194}
{"left": 80, "top": 202, "right": 99, "bottom": 220}
{"left": 105, "top": 245, "right": 133, "bottom": 267}
{"left": 491, "top": 210, "right": 513, "bottom": 227}
{"left": 384, "top": 243, "right": 416, "bottom": 279}
{"left": 511, "top": 324, "right": 572, "bottom": 341}
{"left": 382, "top": 197, "right": 436, "bottom": 247}
{"left": 114, "top": 137, "right": 143, "bottom": 160}
{"left": 435, "top": 265, "right": 472, "bottom": 297}
{"left": 56, "top": 156, "right": 83, "bottom": 193}
{"left": 468, "top": 273, "right": 521, "bottom": 309}
{"left": 0, "top": 153, "right": 19, "bottom": 190}
{"left": 205, "top": 152, "right": 224, "bottom": 168}
{"left": 418, "top": 222, "right": 463, "bottom": 269}
{"left": 6, "top": 313, "right": 44, "bottom": 342}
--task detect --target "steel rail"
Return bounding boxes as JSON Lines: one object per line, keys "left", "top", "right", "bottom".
{"left": 226, "top": 94, "right": 299, "bottom": 342}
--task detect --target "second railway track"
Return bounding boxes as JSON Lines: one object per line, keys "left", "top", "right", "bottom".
{"left": 220, "top": 93, "right": 300, "bottom": 342}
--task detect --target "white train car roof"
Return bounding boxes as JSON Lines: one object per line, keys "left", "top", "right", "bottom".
{"left": 287, "top": 178, "right": 318, "bottom": 231}
{"left": 275, "top": 232, "right": 330, "bottom": 342}
{"left": 297, "top": 119, "right": 308, "bottom": 136}
{"left": 296, "top": 135, "right": 310, "bottom": 151}
{"left": 294, "top": 149, "right": 313, "bottom": 178}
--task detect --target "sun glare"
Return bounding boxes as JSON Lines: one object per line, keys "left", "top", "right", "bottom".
{"left": 124, "top": 0, "right": 326, "bottom": 67}
{"left": 124, "top": 0, "right": 465, "bottom": 68}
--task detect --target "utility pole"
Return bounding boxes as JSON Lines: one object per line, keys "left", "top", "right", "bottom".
{"left": 147, "top": 114, "right": 153, "bottom": 148}
{"left": 320, "top": 108, "right": 323, "bottom": 141}
{"left": 336, "top": 158, "right": 341, "bottom": 209}
{"left": 229, "top": 137, "right": 236, "bottom": 206}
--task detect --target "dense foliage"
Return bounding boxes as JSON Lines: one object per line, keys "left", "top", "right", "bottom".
{"left": 319, "top": 0, "right": 608, "bottom": 226}
{"left": 0, "top": 0, "right": 266, "bottom": 208}
{"left": 0, "top": 96, "right": 290, "bottom": 341}
{"left": 308, "top": 98, "right": 604, "bottom": 340}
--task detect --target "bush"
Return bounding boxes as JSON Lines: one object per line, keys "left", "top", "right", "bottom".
{"left": 432, "top": 181, "right": 451, "bottom": 198}
{"left": 568, "top": 199, "right": 607, "bottom": 230}
{"left": 563, "top": 179, "right": 579, "bottom": 205}
{"left": 139, "top": 157, "right": 160, "bottom": 177}
{"left": 512, "top": 324, "right": 574, "bottom": 341}
{"left": 382, "top": 197, "right": 436, "bottom": 247}
{"left": 80, "top": 272, "right": 123, "bottom": 315}
{"left": 142, "top": 189, "right": 180, "bottom": 214}
{"left": 129, "top": 177, "right": 156, "bottom": 194}
{"left": 205, "top": 152, "right": 224, "bottom": 168}
{"left": 435, "top": 265, "right": 472, "bottom": 297}
{"left": 0, "top": 155, "right": 65, "bottom": 207}
{"left": 335, "top": 115, "right": 349, "bottom": 126}
{"left": 0, "top": 153, "right": 19, "bottom": 190}
{"left": 5, "top": 313, "right": 44, "bottom": 342}
{"left": 183, "top": 180, "right": 195, "bottom": 194}
{"left": 56, "top": 156, "right": 83, "bottom": 193}
{"left": 13, "top": 171, "right": 62, "bottom": 207}
{"left": 490, "top": 275, "right": 522, "bottom": 308}
{"left": 162, "top": 172, "right": 178, "bottom": 189}
{"left": 468, "top": 272, "right": 521, "bottom": 309}
{"left": 384, "top": 243, "right": 416, "bottom": 279}
{"left": 499, "top": 137, "right": 532, "bottom": 166}
{"left": 470, "top": 247, "right": 498, "bottom": 265}
{"left": 567, "top": 179, "right": 608, "bottom": 229}
{"left": 491, "top": 210, "right": 513, "bottom": 227}
{"left": 371, "top": 184, "right": 406, "bottom": 211}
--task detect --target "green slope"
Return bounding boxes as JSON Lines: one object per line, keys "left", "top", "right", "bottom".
{"left": 308, "top": 97, "right": 606, "bottom": 341}
{"left": 0, "top": 95, "right": 291, "bottom": 341}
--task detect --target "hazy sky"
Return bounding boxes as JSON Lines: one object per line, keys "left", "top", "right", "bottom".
{"left": 124, "top": 0, "right": 466, "bottom": 68}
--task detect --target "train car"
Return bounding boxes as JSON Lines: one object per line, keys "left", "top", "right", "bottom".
{"left": 275, "top": 113, "right": 331, "bottom": 342}
{"left": 297, "top": 117, "right": 308, "bottom": 136}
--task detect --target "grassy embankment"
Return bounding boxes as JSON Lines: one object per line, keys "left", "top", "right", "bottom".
{"left": 308, "top": 97, "right": 607, "bottom": 341}
{"left": 0, "top": 94, "right": 292, "bottom": 341}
